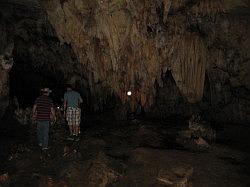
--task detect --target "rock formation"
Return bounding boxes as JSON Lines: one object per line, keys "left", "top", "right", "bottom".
{"left": 37, "top": 0, "right": 250, "bottom": 122}
{"left": 0, "top": 0, "right": 80, "bottom": 107}
{"left": 0, "top": 0, "right": 249, "bottom": 123}
{"left": 40, "top": 0, "right": 209, "bottom": 108}
{"left": 0, "top": 44, "right": 13, "bottom": 117}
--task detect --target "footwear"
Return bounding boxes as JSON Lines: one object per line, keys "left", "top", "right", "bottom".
{"left": 67, "top": 135, "right": 74, "bottom": 141}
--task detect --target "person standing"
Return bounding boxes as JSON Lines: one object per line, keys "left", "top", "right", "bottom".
{"left": 64, "top": 84, "right": 83, "bottom": 141}
{"left": 32, "top": 88, "right": 55, "bottom": 150}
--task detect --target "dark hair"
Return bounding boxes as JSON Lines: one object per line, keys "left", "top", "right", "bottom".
{"left": 66, "top": 84, "right": 72, "bottom": 89}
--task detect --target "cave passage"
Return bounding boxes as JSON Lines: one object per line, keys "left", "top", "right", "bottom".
{"left": 0, "top": 0, "right": 250, "bottom": 187}
{"left": 9, "top": 64, "right": 65, "bottom": 108}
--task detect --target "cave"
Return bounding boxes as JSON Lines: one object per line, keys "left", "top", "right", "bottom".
{"left": 0, "top": 0, "right": 250, "bottom": 186}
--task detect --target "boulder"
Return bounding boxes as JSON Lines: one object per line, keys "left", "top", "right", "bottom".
{"left": 134, "top": 125, "right": 166, "bottom": 148}
{"left": 118, "top": 148, "right": 193, "bottom": 187}
{"left": 176, "top": 115, "right": 216, "bottom": 151}
{"left": 84, "top": 152, "right": 122, "bottom": 187}
{"left": 188, "top": 115, "right": 216, "bottom": 143}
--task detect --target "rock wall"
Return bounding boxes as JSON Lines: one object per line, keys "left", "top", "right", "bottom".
{"left": 0, "top": 0, "right": 85, "bottom": 108}
{"left": 39, "top": 0, "right": 211, "bottom": 110}
{"left": 0, "top": 44, "right": 13, "bottom": 118}
{"left": 0, "top": 0, "right": 249, "bottom": 123}
{"left": 39, "top": 0, "right": 250, "bottom": 123}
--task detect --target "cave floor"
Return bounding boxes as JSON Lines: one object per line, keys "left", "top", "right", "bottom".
{"left": 0, "top": 115, "right": 250, "bottom": 187}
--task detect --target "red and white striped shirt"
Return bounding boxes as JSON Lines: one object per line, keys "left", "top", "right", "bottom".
{"left": 35, "top": 95, "right": 53, "bottom": 121}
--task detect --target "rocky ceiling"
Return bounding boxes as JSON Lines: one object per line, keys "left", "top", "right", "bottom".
{"left": 0, "top": 0, "right": 250, "bottom": 123}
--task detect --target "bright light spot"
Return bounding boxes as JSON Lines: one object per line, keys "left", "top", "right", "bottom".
{"left": 57, "top": 106, "right": 60, "bottom": 109}
{"left": 127, "top": 91, "right": 132, "bottom": 96}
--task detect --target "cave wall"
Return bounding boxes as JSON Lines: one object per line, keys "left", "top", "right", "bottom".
{"left": 0, "top": 45, "right": 13, "bottom": 118}
{"left": 0, "top": 0, "right": 90, "bottom": 109}
{"left": 0, "top": 9, "right": 14, "bottom": 117}
{"left": 0, "top": 0, "right": 249, "bottom": 123}
{"left": 40, "top": 0, "right": 210, "bottom": 110}
{"left": 39, "top": 0, "right": 250, "bottom": 123}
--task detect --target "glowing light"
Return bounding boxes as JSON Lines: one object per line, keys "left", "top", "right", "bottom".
{"left": 57, "top": 106, "right": 60, "bottom": 109}
{"left": 127, "top": 91, "right": 132, "bottom": 96}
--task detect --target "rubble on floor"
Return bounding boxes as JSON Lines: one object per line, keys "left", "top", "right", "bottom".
{"left": 176, "top": 115, "right": 216, "bottom": 151}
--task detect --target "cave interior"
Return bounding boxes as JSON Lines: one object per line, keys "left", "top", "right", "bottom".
{"left": 0, "top": 0, "right": 250, "bottom": 186}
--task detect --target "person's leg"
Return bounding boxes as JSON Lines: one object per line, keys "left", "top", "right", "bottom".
{"left": 75, "top": 126, "right": 79, "bottom": 136}
{"left": 73, "top": 115, "right": 77, "bottom": 136}
{"left": 72, "top": 108, "right": 77, "bottom": 136}
{"left": 66, "top": 124, "right": 74, "bottom": 140}
{"left": 72, "top": 127, "right": 75, "bottom": 135}
{"left": 69, "top": 125, "right": 73, "bottom": 135}
{"left": 37, "top": 121, "right": 43, "bottom": 146}
{"left": 67, "top": 107, "right": 74, "bottom": 136}
{"left": 72, "top": 125, "right": 75, "bottom": 135}
{"left": 73, "top": 125, "right": 79, "bottom": 141}
{"left": 75, "top": 108, "right": 81, "bottom": 136}
{"left": 71, "top": 109, "right": 75, "bottom": 138}
{"left": 73, "top": 108, "right": 80, "bottom": 141}
{"left": 78, "top": 124, "right": 81, "bottom": 134}
{"left": 42, "top": 121, "right": 49, "bottom": 149}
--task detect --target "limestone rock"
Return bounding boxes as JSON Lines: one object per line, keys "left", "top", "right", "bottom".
{"left": 0, "top": 44, "right": 13, "bottom": 118}
{"left": 0, "top": 0, "right": 249, "bottom": 123}
{"left": 122, "top": 148, "right": 193, "bottom": 187}
{"left": 194, "top": 137, "right": 210, "bottom": 148}
{"left": 135, "top": 125, "right": 166, "bottom": 148}
{"left": 39, "top": 176, "right": 68, "bottom": 187}
{"left": 14, "top": 107, "right": 33, "bottom": 125}
{"left": 84, "top": 152, "right": 122, "bottom": 187}
{"left": 37, "top": 0, "right": 250, "bottom": 123}
{"left": 0, "top": 173, "right": 9, "bottom": 187}
{"left": 39, "top": 0, "right": 210, "bottom": 110}
{"left": 176, "top": 115, "right": 216, "bottom": 151}
{"left": 188, "top": 115, "right": 216, "bottom": 143}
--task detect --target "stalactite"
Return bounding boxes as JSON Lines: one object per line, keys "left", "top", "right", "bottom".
{"left": 170, "top": 0, "right": 187, "bottom": 10}
{"left": 163, "top": 30, "right": 207, "bottom": 103}
{"left": 39, "top": 0, "right": 223, "bottom": 110}
{"left": 191, "top": 0, "right": 224, "bottom": 17}
{"left": 0, "top": 0, "right": 247, "bottom": 123}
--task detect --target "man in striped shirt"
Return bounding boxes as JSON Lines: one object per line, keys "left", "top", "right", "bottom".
{"left": 32, "top": 88, "right": 55, "bottom": 150}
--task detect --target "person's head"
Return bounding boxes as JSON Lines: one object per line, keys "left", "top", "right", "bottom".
{"left": 41, "top": 88, "right": 52, "bottom": 96}
{"left": 66, "top": 84, "right": 73, "bottom": 91}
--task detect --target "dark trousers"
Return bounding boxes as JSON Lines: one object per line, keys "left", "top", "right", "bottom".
{"left": 37, "top": 121, "right": 49, "bottom": 148}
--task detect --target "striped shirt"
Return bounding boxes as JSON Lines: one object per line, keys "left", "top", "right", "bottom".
{"left": 35, "top": 95, "right": 53, "bottom": 121}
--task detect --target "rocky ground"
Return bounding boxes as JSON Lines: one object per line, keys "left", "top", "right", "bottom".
{"left": 0, "top": 114, "right": 250, "bottom": 187}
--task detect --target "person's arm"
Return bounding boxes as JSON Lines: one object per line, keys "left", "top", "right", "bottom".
{"left": 32, "top": 104, "right": 37, "bottom": 120}
{"left": 51, "top": 107, "right": 55, "bottom": 121}
{"left": 63, "top": 94, "right": 67, "bottom": 117}
{"left": 78, "top": 93, "right": 83, "bottom": 107}
{"left": 63, "top": 101, "right": 67, "bottom": 116}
